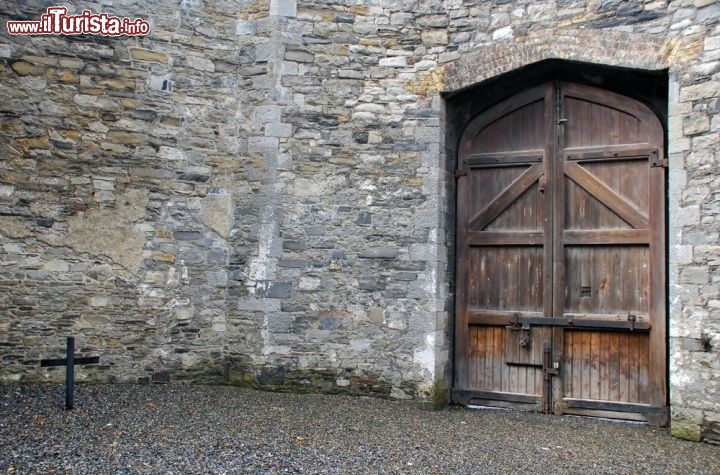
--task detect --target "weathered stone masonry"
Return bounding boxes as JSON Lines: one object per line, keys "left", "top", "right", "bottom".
{"left": 0, "top": 0, "right": 718, "bottom": 441}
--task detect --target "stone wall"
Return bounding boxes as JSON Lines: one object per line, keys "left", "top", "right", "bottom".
{"left": 0, "top": 0, "right": 718, "bottom": 441}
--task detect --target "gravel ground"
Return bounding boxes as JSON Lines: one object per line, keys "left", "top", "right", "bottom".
{"left": 1, "top": 384, "right": 719, "bottom": 474}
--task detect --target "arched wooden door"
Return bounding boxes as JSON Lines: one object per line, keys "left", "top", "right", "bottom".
{"left": 452, "top": 81, "right": 667, "bottom": 425}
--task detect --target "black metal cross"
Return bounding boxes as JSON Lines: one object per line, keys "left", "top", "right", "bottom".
{"left": 40, "top": 337, "right": 99, "bottom": 410}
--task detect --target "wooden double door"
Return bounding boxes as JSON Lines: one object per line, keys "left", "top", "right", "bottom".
{"left": 452, "top": 81, "right": 667, "bottom": 424}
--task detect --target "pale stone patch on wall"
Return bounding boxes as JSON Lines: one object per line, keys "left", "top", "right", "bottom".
{"left": 270, "top": 0, "right": 297, "bottom": 18}
{"left": 200, "top": 190, "right": 233, "bottom": 238}
{"left": 64, "top": 189, "right": 148, "bottom": 275}
{"left": 0, "top": 216, "right": 33, "bottom": 239}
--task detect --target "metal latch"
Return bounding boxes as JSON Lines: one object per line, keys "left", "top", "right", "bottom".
{"left": 518, "top": 327, "right": 531, "bottom": 347}
{"left": 506, "top": 315, "right": 531, "bottom": 347}
{"left": 627, "top": 312, "right": 637, "bottom": 331}
{"left": 542, "top": 343, "right": 559, "bottom": 376}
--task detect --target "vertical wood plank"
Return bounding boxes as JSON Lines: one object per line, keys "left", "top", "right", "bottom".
{"left": 638, "top": 335, "right": 651, "bottom": 404}
{"left": 608, "top": 332, "right": 621, "bottom": 401}
{"left": 552, "top": 82, "right": 567, "bottom": 411}
{"left": 590, "top": 332, "right": 601, "bottom": 399}
{"left": 581, "top": 331, "right": 592, "bottom": 399}
{"left": 493, "top": 326, "right": 504, "bottom": 392}
{"left": 484, "top": 327, "right": 494, "bottom": 391}
{"left": 599, "top": 332, "right": 609, "bottom": 401}
{"left": 648, "top": 148, "right": 667, "bottom": 412}
{"left": 619, "top": 333, "right": 629, "bottom": 402}
{"left": 610, "top": 109, "right": 621, "bottom": 146}
{"left": 564, "top": 330, "right": 574, "bottom": 397}
{"left": 468, "top": 326, "right": 477, "bottom": 389}
{"left": 619, "top": 112, "right": 638, "bottom": 144}
{"left": 628, "top": 332, "right": 639, "bottom": 403}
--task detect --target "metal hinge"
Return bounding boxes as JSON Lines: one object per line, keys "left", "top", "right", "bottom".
{"left": 650, "top": 149, "right": 667, "bottom": 168}
{"left": 453, "top": 168, "right": 467, "bottom": 179}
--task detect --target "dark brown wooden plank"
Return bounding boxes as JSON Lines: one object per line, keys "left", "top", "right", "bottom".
{"left": 564, "top": 145, "right": 655, "bottom": 161}
{"left": 468, "top": 247, "right": 479, "bottom": 308}
{"left": 600, "top": 331, "right": 609, "bottom": 401}
{"left": 594, "top": 161, "right": 618, "bottom": 230}
{"left": 648, "top": 149, "right": 667, "bottom": 410}
{"left": 469, "top": 164, "right": 544, "bottom": 230}
{"left": 476, "top": 327, "right": 487, "bottom": 390}
{"left": 468, "top": 326, "right": 477, "bottom": 389}
{"left": 505, "top": 329, "right": 515, "bottom": 394}
{"left": 580, "top": 98, "right": 592, "bottom": 147}
{"left": 466, "top": 150, "right": 544, "bottom": 167}
{"left": 483, "top": 326, "right": 494, "bottom": 391}
{"left": 617, "top": 333, "right": 627, "bottom": 402}
{"left": 563, "top": 97, "right": 583, "bottom": 148}
{"left": 563, "top": 331, "right": 571, "bottom": 397}
{"left": 564, "top": 247, "right": 580, "bottom": 315}
{"left": 552, "top": 82, "right": 568, "bottom": 412}
{"left": 619, "top": 109, "right": 639, "bottom": 143}
{"left": 591, "top": 331, "right": 601, "bottom": 400}
{"left": 466, "top": 310, "right": 545, "bottom": 325}
{"left": 607, "top": 333, "right": 620, "bottom": 401}
{"left": 510, "top": 250, "right": 520, "bottom": 311}
{"left": 638, "top": 334, "right": 651, "bottom": 404}
{"left": 467, "top": 310, "right": 651, "bottom": 331}
{"left": 453, "top": 144, "right": 471, "bottom": 391}
{"left": 564, "top": 161, "right": 649, "bottom": 229}
{"left": 452, "top": 389, "right": 540, "bottom": 404}
{"left": 628, "top": 333, "right": 639, "bottom": 403}
{"left": 564, "top": 398, "right": 667, "bottom": 414}
{"left": 564, "top": 229, "right": 649, "bottom": 245}
{"left": 581, "top": 331, "right": 591, "bottom": 399}
{"left": 493, "top": 326, "right": 504, "bottom": 392}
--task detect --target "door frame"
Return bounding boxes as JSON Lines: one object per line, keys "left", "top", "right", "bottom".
{"left": 450, "top": 78, "right": 668, "bottom": 425}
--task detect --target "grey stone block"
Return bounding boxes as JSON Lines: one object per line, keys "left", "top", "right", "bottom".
{"left": 270, "top": 0, "right": 296, "bottom": 17}
{"left": 360, "top": 248, "right": 400, "bottom": 259}
{"left": 257, "top": 281, "right": 293, "bottom": 299}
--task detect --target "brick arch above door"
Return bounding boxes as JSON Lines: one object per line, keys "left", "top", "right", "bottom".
{"left": 440, "top": 29, "right": 674, "bottom": 94}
